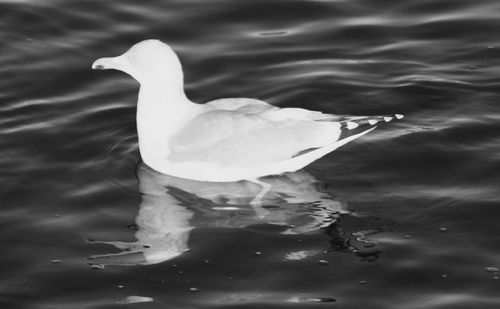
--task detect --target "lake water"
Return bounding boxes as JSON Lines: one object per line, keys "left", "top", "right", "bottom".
{"left": 2, "top": 0, "right": 500, "bottom": 308}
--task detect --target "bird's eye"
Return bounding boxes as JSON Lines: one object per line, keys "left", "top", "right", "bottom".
{"left": 129, "top": 54, "right": 139, "bottom": 64}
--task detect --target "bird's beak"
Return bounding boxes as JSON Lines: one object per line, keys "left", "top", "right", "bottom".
{"left": 91, "top": 55, "right": 127, "bottom": 71}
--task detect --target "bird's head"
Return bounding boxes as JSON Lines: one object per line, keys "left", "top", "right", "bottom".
{"left": 92, "top": 39, "right": 184, "bottom": 88}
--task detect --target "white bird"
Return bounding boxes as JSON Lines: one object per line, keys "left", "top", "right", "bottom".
{"left": 92, "top": 39, "right": 402, "bottom": 203}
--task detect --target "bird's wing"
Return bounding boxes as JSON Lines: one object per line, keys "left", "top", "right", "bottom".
{"left": 167, "top": 106, "right": 342, "bottom": 167}
{"left": 205, "top": 98, "right": 274, "bottom": 113}
{"left": 206, "top": 97, "right": 340, "bottom": 120}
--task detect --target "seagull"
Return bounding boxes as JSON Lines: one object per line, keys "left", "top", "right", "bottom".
{"left": 92, "top": 39, "right": 402, "bottom": 204}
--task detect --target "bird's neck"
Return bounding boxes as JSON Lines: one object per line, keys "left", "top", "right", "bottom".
{"left": 136, "top": 84, "right": 202, "bottom": 168}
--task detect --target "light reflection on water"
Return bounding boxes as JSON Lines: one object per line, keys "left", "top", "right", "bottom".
{"left": 87, "top": 163, "right": 346, "bottom": 266}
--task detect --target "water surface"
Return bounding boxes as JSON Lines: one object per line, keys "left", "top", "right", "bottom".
{"left": 2, "top": 0, "right": 500, "bottom": 308}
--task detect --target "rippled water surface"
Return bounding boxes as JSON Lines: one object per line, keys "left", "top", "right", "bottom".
{"left": 2, "top": 0, "right": 500, "bottom": 308}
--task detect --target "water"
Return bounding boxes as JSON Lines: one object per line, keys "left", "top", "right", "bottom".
{"left": 2, "top": 0, "right": 500, "bottom": 308}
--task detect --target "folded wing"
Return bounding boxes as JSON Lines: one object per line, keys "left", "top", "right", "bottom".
{"left": 168, "top": 99, "right": 342, "bottom": 167}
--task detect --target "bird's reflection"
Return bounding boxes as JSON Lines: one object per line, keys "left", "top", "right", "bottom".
{"left": 87, "top": 163, "right": 360, "bottom": 266}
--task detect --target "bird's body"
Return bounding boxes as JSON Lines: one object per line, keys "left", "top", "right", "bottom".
{"left": 92, "top": 40, "right": 402, "bottom": 196}
{"left": 138, "top": 95, "right": 351, "bottom": 182}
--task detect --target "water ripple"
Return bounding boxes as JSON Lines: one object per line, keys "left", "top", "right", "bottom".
{"left": 2, "top": 0, "right": 500, "bottom": 308}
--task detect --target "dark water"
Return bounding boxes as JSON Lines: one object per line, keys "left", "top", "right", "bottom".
{"left": 2, "top": 0, "right": 500, "bottom": 308}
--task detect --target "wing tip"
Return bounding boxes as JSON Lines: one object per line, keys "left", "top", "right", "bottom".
{"left": 346, "top": 121, "right": 359, "bottom": 130}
